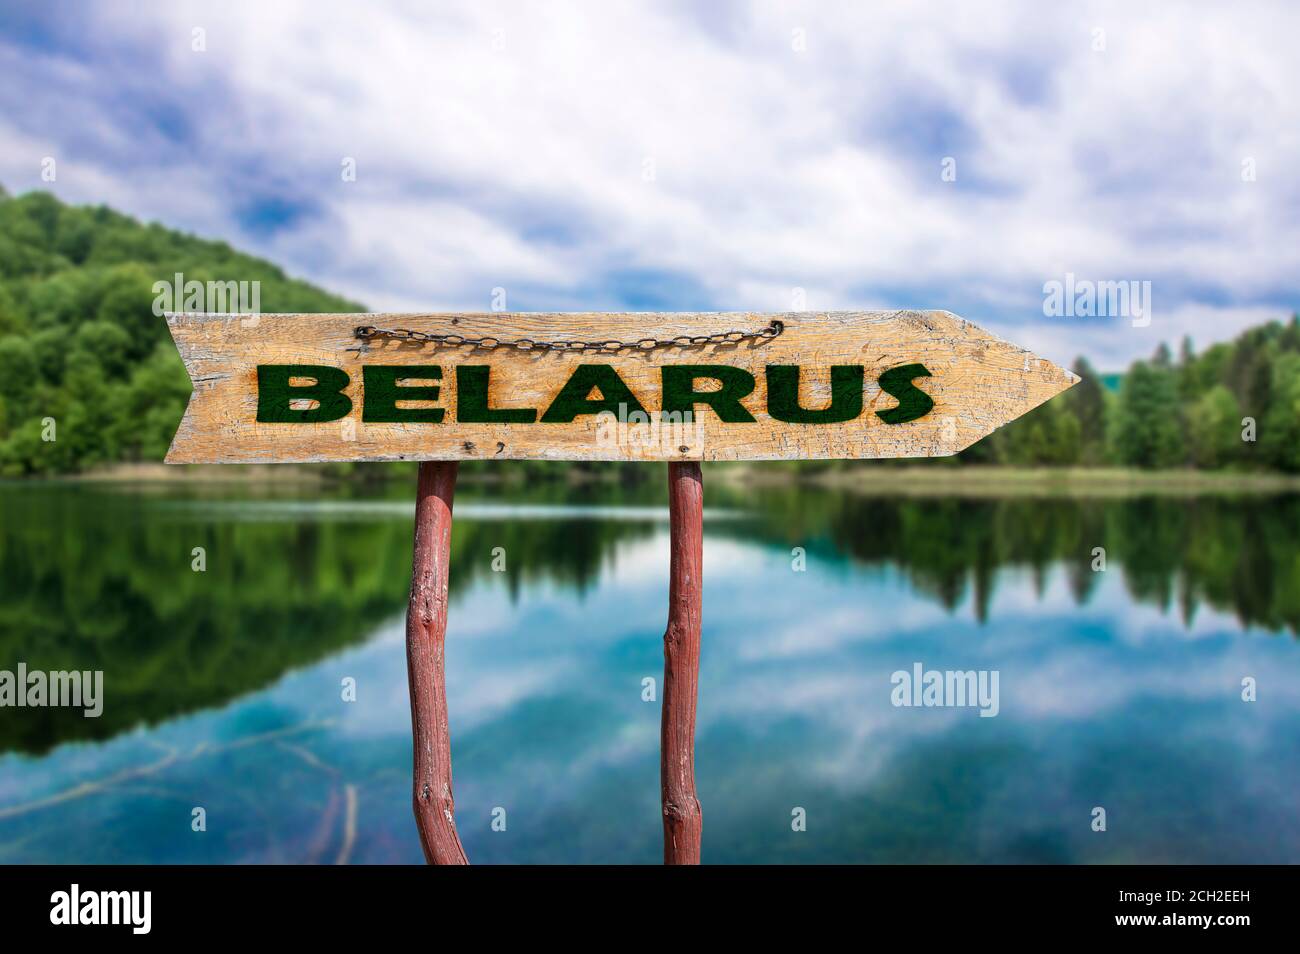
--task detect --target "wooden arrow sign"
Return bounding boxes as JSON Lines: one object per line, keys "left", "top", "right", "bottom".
{"left": 163, "top": 310, "right": 1075, "bottom": 464}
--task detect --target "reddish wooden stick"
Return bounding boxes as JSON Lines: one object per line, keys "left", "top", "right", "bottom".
{"left": 662, "top": 461, "right": 704, "bottom": 864}
{"left": 406, "top": 461, "right": 469, "bottom": 865}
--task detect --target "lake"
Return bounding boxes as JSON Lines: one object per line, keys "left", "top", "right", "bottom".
{"left": 1, "top": 474, "right": 1297, "bottom": 863}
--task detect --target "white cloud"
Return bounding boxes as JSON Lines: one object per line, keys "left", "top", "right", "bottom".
{"left": 1, "top": 0, "right": 1296, "bottom": 366}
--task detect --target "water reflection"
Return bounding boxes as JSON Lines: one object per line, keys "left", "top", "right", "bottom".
{"left": 0, "top": 479, "right": 1296, "bottom": 863}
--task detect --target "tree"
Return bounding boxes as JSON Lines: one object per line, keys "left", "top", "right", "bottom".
{"left": 1186, "top": 385, "right": 1241, "bottom": 469}
{"left": 0, "top": 337, "right": 39, "bottom": 429}
{"left": 1260, "top": 353, "right": 1300, "bottom": 472}
{"left": 1224, "top": 325, "right": 1276, "bottom": 418}
{"left": 1064, "top": 357, "right": 1107, "bottom": 464}
{"left": 72, "top": 320, "right": 133, "bottom": 379}
{"left": 1112, "top": 360, "right": 1183, "bottom": 468}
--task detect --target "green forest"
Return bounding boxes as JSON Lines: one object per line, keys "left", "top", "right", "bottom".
{"left": 0, "top": 186, "right": 1296, "bottom": 476}
{"left": 962, "top": 322, "right": 1300, "bottom": 472}
{"left": 0, "top": 187, "right": 362, "bottom": 475}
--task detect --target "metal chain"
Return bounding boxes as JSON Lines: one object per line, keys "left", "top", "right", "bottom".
{"left": 354, "top": 319, "right": 783, "bottom": 353}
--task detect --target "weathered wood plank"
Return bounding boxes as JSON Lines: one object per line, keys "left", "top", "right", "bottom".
{"left": 164, "top": 310, "right": 1075, "bottom": 463}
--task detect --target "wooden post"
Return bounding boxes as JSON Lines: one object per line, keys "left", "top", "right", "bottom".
{"left": 661, "top": 461, "right": 704, "bottom": 864}
{"left": 406, "top": 461, "right": 469, "bottom": 865}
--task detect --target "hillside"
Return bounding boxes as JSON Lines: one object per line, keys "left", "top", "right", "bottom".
{"left": 0, "top": 187, "right": 364, "bottom": 475}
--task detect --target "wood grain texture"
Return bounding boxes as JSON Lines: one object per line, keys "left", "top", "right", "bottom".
{"left": 406, "top": 461, "right": 469, "bottom": 865}
{"left": 164, "top": 310, "right": 1076, "bottom": 463}
{"left": 662, "top": 461, "right": 703, "bottom": 865}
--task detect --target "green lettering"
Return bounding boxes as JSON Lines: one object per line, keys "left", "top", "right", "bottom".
{"left": 766, "top": 365, "right": 863, "bottom": 424}
{"left": 256, "top": 365, "right": 351, "bottom": 423}
{"left": 456, "top": 366, "right": 537, "bottom": 423}
{"left": 362, "top": 365, "right": 444, "bottom": 423}
{"left": 540, "top": 364, "right": 647, "bottom": 423}
{"left": 661, "top": 365, "right": 756, "bottom": 423}
{"left": 875, "top": 363, "right": 934, "bottom": 424}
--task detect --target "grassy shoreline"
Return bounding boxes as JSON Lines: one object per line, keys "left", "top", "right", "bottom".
{"left": 714, "top": 464, "right": 1300, "bottom": 497}
{"left": 22, "top": 461, "right": 1300, "bottom": 497}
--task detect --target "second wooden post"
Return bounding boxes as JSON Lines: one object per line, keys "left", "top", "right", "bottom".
{"left": 661, "top": 461, "right": 704, "bottom": 864}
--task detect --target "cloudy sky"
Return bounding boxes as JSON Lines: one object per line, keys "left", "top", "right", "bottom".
{"left": 1, "top": 0, "right": 1296, "bottom": 369}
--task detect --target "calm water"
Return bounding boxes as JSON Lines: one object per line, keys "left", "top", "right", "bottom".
{"left": 1, "top": 477, "right": 1298, "bottom": 864}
